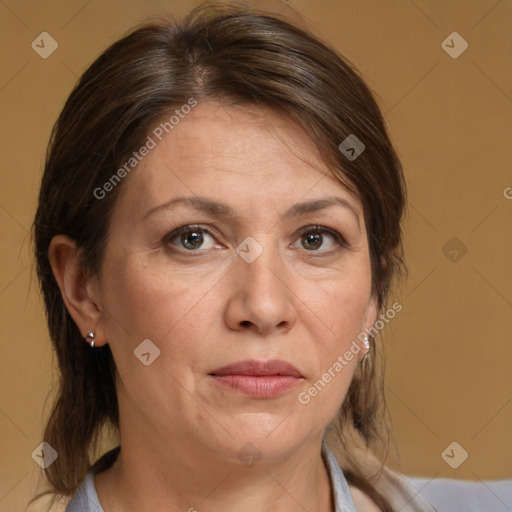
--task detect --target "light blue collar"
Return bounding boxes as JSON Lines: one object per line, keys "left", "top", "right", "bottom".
{"left": 322, "top": 441, "right": 358, "bottom": 512}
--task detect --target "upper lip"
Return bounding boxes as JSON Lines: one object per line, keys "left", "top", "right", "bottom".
{"left": 210, "top": 359, "right": 303, "bottom": 378}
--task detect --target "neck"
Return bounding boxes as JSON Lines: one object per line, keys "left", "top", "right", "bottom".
{"left": 95, "top": 429, "right": 334, "bottom": 512}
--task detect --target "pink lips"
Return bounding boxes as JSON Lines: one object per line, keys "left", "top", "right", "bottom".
{"left": 209, "top": 359, "right": 303, "bottom": 398}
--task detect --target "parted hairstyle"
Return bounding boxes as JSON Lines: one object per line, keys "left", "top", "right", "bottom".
{"left": 32, "top": 3, "right": 406, "bottom": 510}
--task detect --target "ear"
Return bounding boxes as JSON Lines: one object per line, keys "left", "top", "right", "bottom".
{"left": 48, "top": 234, "right": 107, "bottom": 347}
{"left": 363, "top": 294, "right": 378, "bottom": 332}
{"left": 363, "top": 253, "right": 387, "bottom": 332}
{"left": 359, "top": 294, "right": 378, "bottom": 359}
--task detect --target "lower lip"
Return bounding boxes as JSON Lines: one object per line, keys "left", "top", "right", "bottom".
{"left": 210, "top": 375, "right": 302, "bottom": 398}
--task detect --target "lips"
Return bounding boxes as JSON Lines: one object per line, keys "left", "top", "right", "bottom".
{"left": 210, "top": 359, "right": 303, "bottom": 378}
{"left": 209, "top": 359, "right": 304, "bottom": 399}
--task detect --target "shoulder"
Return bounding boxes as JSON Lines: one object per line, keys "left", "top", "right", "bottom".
{"left": 375, "top": 466, "right": 437, "bottom": 512}
{"left": 323, "top": 441, "right": 435, "bottom": 512}
{"left": 63, "top": 445, "right": 120, "bottom": 511}
{"left": 64, "top": 472, "right": 103, "bottom": 512}
{"left": 348, "top": 484, "right": 382, "bottom": 512}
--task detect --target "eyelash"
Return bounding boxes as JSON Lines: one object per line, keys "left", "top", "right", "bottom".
{"left": 294, "top": 225, "right": 348, "bottom": 252}
{"left": 163, "top": 224, "right": 348, "bottom": 255}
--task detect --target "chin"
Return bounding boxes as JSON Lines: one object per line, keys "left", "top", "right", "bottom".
{"left": 208, "top": 422, "right": 309, "bottom": 464}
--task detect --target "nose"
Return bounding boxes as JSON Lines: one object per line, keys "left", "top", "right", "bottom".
{"left": 224, "top": 245, "right": 298, "bottom": 336}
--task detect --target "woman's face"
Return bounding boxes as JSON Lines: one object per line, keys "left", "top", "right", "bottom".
{"left": 90, "top": 101, "right": 377, "bottom": 462}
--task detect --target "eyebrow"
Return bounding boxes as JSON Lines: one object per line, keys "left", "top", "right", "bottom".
{"left": 142, "top": 195, "right": 360, "bottom": 229}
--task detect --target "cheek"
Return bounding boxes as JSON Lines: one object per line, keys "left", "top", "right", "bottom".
{"left": 99, "top": 253, "right": 222, "bottom": 373}
{"left": 301, "top": 263, "right": 372, "bottom": 344}
{"left": 295, "top": 263, "right": 371, "bottom": 403}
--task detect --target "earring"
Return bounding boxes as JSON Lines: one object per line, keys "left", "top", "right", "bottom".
{"left": 361, "top": 336, "right": 371, "bottom": 371}
{"left": 85, "top": 331, "right": 95, "bottom": 348}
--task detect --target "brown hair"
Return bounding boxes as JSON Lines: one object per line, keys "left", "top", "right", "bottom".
{"left": 32, "top": 3, "right": 405, "bottom": 510}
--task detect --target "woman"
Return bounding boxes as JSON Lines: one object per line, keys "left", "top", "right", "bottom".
{"left": 32, "top": 3, "right": 435, "bottom": 511}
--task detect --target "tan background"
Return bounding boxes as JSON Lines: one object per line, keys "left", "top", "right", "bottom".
{"left": 1, "top": 0, "right": 511, "bottom": 510}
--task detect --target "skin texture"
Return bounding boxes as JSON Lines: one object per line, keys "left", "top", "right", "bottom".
{"left": 49, "top": 101, "right": 377, "bottom": 512}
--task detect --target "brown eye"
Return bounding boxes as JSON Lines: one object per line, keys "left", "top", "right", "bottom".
{"left": 293, "top": 226, "right": 346, "bottom": 253}
{"left": 301, "top": 232, "right": 323, "bottom": 250}
{"left": 180, "top": 230, "right": 204, "bottom": 250}
{"left": 164, "top": 225, "right": 218, "bottom": 251}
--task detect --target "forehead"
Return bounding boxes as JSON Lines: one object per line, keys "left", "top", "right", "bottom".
{"left": 116, "top": 101, "right": 360, "bottom": 217}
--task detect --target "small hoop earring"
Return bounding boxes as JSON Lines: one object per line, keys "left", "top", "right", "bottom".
{"left": 85, "top": 331, "right": 95, "bottom": 348}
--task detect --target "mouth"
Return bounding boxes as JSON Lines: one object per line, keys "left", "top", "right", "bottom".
{"left": 209, "top": 359, "right": 304, "bottom": 399}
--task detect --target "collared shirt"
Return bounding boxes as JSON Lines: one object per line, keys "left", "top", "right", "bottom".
{"left": 64, "top": 443, "right": 434, "bottom": 511}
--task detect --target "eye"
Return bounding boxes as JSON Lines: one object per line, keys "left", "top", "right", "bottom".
{"left": 164, "top": 225, "right": 219, "bottom": 251}
{"left": 293, "top": 226, "right": 346, "bottom": 252}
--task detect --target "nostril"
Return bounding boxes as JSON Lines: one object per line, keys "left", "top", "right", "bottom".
{"left": 240, "top": 320, "right": 252, "bottom": 327}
